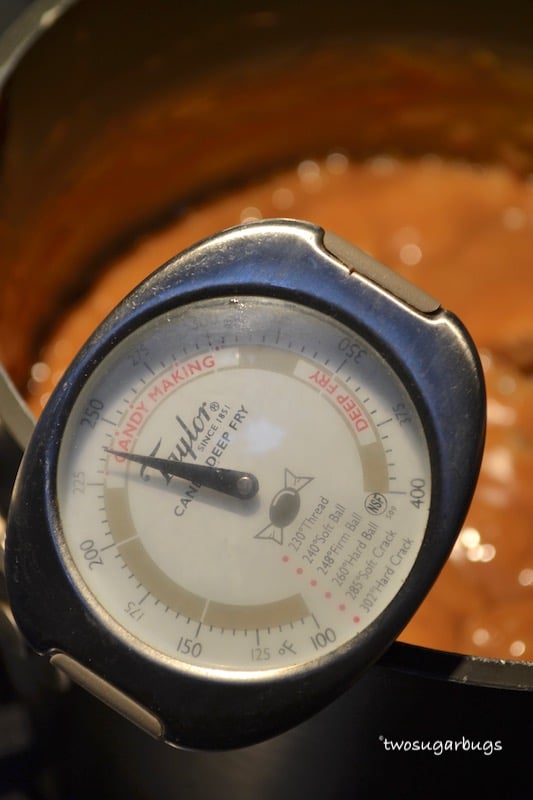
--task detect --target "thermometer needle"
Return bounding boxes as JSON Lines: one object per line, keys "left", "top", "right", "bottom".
{"left": 105, "top": 448, "right": 259, "bottom": 500}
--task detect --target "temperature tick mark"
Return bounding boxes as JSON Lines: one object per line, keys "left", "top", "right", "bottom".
{"left": 143, "top": 361, "right": 155, "bottom": 376}
{"left": 335, "top": 358, "right": 348, "bottom": 374}
{"left": 139, "top": 591, "right": 150, "bottom": 605}
{"left": 101, "top": 418, "right": 116, "bottom": 427}
{"left": 377, "top": 418, "right": 393, "bottom": 427}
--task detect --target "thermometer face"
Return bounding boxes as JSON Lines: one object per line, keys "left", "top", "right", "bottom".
{"left": 57, "top": 295, "right": 430, "bottom": 672}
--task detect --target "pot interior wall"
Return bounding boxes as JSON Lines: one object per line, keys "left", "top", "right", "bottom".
{"left": 0, "top": 0, "right": 532, "bottom": 385}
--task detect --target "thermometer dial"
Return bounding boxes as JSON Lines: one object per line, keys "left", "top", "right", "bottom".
{"left": 6, "top": 220, "right": 485, "bottom": 749}
{"left": 58, "top": 296, "right": 430, "bottom": 670}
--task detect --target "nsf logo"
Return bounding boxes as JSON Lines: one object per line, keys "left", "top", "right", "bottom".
{"left": 365, "top": 493, "right": 388, "bottom": 516}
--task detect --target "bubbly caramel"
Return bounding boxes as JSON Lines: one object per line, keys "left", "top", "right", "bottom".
{"left": 28, "top": 155, "right": 533, "bottom": 660}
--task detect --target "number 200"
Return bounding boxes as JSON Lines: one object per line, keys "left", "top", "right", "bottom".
{"left": 79, "top": 539, "right": 103, "bottom": 569}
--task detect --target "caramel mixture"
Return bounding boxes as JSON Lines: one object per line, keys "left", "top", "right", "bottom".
{"left": 27, "top": 155, "right": 533, "bottom": 660}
